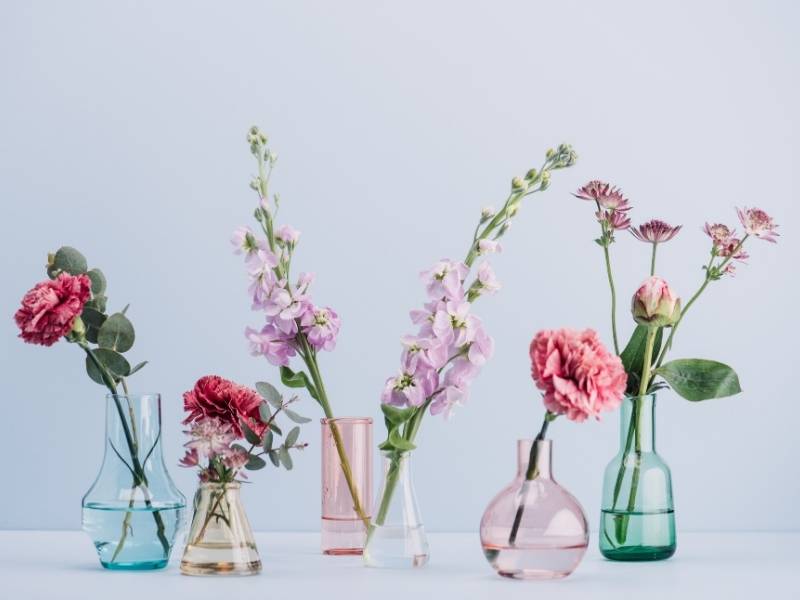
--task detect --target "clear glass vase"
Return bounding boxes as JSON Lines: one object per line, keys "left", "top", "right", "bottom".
{"left": 82, "top": 394, "right": 186, "bottom": 570}
{"left": 321, "top": 417, "right": 373, "bottom": 555}
{"left": 363, "top": 451, "right": 429, "bottom": 568}
{"left": 600, "top": 394, "right": 676, "bottom": 561}
{"left": 480, "top": 439, "right": 588, "bottom": 579}
{"left": 180, "top": 482, "right": 261, "bottom": 576}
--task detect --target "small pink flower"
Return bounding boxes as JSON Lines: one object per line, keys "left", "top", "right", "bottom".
{"left": 14, "top": 273, "right": 92, "bottom": 346}
{"left": 630, "top": 219, "right": 682, "bottom": 243}
{"left": 222, "top": 445, "right": 250, "bottom": 471}
{"left": 703, "top": 223, "right": 734, "bottom": 247}
{"left": 179, "top": 448, "right": 200, "bottom": 468}
{"left": 573, "top": 180, "right": 631, "bottom": 211}
{"left": 381, "top": 363, "right": 439, "bottom": 408}
{"left": 631, "top": 276, "right": 680, "bottom": 327}
{"left": 477, "top": 239, "right": 502, "bottom": 255}
{"left": 300, "top": 306, "right": 340, "bottom": 352}
{"left": 530, "top": 328, "right": 626, "bottom": 422}
{"left": 718, "top": 238, "right": 749, "bottom": 263}
{"left": 276, "top": 224, "right": 301, "bottom": 245}
{"left": 597, "top": 209, "right": 631, "bottom": 231}
{"left": 737, "top": 207, "right": 779, "bottom": 242}
{"left": 231, "top": 226, "right": 263, "bottom": 256}
{"left": 476, "top": 262, "right": 501, "bottom": 294}
{"left": 184, "top": 417, "right": 237, "bottom": 458}
{"left": 421, "top": 259, "right": 467, "bottom": 301}
{"left": 246, "top": 323, "right": 297, "bottom": 366}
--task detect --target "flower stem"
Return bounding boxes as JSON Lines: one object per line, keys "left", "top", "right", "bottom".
{"left": 650, "top": 243, "right": 657, "bottom": 276}
{"left": 603, "top": 243, "right": 620, "bottom": 355}
{"left": 508, "top": 413, "right": 554, "bottom": 546}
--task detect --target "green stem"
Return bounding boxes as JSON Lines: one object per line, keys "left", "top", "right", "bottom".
{"left": 650, "top": 243, "right": 657, "bottom": 276}
{"left": 603, "top": 242, "right": 620, "bottom": 355}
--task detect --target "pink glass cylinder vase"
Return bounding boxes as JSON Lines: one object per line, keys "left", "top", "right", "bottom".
{"left": 321, "top": 417, "right": 373, "bottom": 555}
{"left": 480, "top": 439, "right": 588, "bottom": 580}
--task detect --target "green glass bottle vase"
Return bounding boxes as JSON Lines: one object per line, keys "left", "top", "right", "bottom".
{"left": 599, "top": 394, "right": 676, "bottom": 561}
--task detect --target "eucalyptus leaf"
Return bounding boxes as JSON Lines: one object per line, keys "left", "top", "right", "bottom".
{"left": 258, "top": 401, "right": 272, "bottom": 423}
{"left": 270, "top": 423, "right": 283, "bottom": 437}
{"left": 240, "top": 420, "right": 262, "bottom": 445}
{"left": 86, "top": 295, "right": 107, "bottom": 313}
{"left": 256, "top": 381, "right": 282, "bottom": 408}
{"left": 279, "top": 446, "right": 293, "bottom": 470}
{"left": 53, "top": 246, "right": 87, "bottom": 275}
{"left": 283, "top": 408, "right": 311, "bottom": 424}
{"left": 263, "top": 430, "right": 274, "bottom": 452}
{"left": 85, "top": 348, "right": 131, "bottom": 385}
{"left": 285, "top": 426, "right": 300, "bottom": 447}
{"left": 245, "top": 454, "right": 267, "bottom": 470}
{"left": 654, "top": 358, "right": 741, "bottom": 401}
{"left": 279, "top": 366, "right": 319, "bottom": 401}
{"left": 87, "top": 268, "right": 106, "bottom": 295}
{"left": 129, "top": 361, "right": 148, "bottom": 376}
{"left": 97, "top": 313, "right": 135, "bottom": 353}
{"left": 267, "top": 449, "right": 280, "bottom": 467}
{"left": 81, "top": 307, "right": 107, "bottom": 344}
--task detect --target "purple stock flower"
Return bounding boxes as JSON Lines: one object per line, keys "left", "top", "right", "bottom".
{"left": 301, "top": 306, "right": 341, "bottom": 351}
{"left": 231, "top": 226, "right": 263, "bottom": 257}
{"left": 381, "top": 363, "right": 439, "bottom": 408}
{"left": 432, "top": 300, "right": 477, "bottom": 348}
{"left": 276, "top": 224, "right": 301, "bottom": 245}
{"left": 400, "top": 335, "right": 449, "bottom": 371}
{"left": 246, "top": 323, "right": 297, "bottom": 366}
{"left": 421, "top": 260, "right": 468, "bottom": 301}
{"left": 467, "top": 319, "right": 494, "bottom": 366}
{"left": 476, "top": 262, "right": 501, "bottom": 294}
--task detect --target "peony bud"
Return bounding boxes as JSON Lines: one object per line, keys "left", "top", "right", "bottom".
{"left": 631, "top": 276, "right": 681, "bottom": 327}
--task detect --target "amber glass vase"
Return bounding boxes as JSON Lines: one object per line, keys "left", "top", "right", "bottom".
{"left": 180, "top": 482, "right": 261, "bottom": 576}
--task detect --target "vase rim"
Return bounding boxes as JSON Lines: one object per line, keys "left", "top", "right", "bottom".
{"left": 198, "top": 481, "right": 242, "bottom": 490}
{"left": 624, "top": 393, "right": 657, "bottom": 401}
{"left": 320, "top": 416, "right": 373, "bottom": 424}
{"left": 105, "top": 392, "right": 161, "bottom": 400}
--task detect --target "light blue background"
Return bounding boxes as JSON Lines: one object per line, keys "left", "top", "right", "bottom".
{"left": 1, "top": 0, "right": 797, "bottom": 532}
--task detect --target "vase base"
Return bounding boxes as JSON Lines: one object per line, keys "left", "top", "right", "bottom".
{"left": 600, "top": 545, "right": 676, "bottom": 561}
{"left": 180, "top": 560, "right": 262, "bottom": 576}
{"left": 101, "top": 559, "right": 168, "bottom": 571}
{"left": 323, "top": 548, "right": 364, "bottom": 556}
{"left": 483, "top": 543, "right": 587, "bottom": 580}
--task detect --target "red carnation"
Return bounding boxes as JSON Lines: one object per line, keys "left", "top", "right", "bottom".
{"left": 14, "top": 273, "right": 92, "bottom": 346}
{"left": 183, "top": 375, "right": 266, "bottom": 439}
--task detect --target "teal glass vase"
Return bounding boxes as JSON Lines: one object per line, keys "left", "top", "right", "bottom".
{"left": 82, "top": 394, "right": 186, "bottom": 570}
{"left": 599, "top": 394, "right": 676, "bottom": 561}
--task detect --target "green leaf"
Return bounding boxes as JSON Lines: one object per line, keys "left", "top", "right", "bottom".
{"left": 255, "top": 381, "right": 282, "bottom": 408}
{"left": 285, "top": 426, "right": 300, "bottom": 447}
{"left": 53, "top": 246, "right": 87, "bottom": 275}
{"left": 269, "top": 423, "right": 283, "bottom": 436}
{"left": 283, "top": 408, "right": 311, "bottom": 424}
{"left": 240, "top": 419, "right": 262, "bottom": 445}
{"left": 85, "top": 348, "right": 130, "bottom": 385}
{"left": 245, "top": 454, "right": 267, "bottom": 470}
{"left": 81, "top": 307, "right": 107, "bottom": 344}
{"left": 388, "top": 428, "right": 416, "bottom": 452}
{"left": 380, "top": 404, "right": 416, "bottom": 426}
{"left": 86, "top": 295, "right": 107, "bottom": 313}
{"left": 267, "top": 450, "right": 280, "bottom": 467}
{"left": 263, "top": 430, "right": 274, "bottom": 452}
{"left": 620, "top": 325, "right": 663, "bottom": 395}
{"left": 279, "top": 446, "right": 293, "bottom": 470}
{"left": 87, "top": 268, "right": 106, "bottom": 295}
{"left": 654, "top": 359, "right": 741, "bottom": 401}
{"left": 258, "top": 401, "right": 272, "bottom": 423}
{"left": 279, "top": 366, "right": 319, "bottom": 401}
{"left": 97, "top": 313, "right": 135, "bottom": 353}
{"left": 129, "top": 361, "right": 148, "bottom": 376}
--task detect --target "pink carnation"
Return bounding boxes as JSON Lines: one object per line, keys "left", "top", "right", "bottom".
{"left": 183, "top": 375, "right": 266, "bottom": 438}
{"left": 530, "top": 328, "right": 626, "bottom": 422}
{"left": 14, "top": 273, "right": 92, "bottom": 346}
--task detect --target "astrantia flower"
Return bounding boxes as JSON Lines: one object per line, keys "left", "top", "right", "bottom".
{"left": 704, "top": 223, "right": 734, "bottom": 247}
{"left": 178, "top": 447, "right": 200, "bottom": 468}
{"left": 631, "top": 276, "right": 681, "bottom": 327}
{"left": 421, "top": 260, "right": 468, "bottom": 301}
{"left": 530, "top": 328, "right": 626, "bottom": 422}
{"left": 300, "top": 306, "right": 340, "bottom": 352}
{"left": 14, "top": 273, "right": 92, "bottom": 346}
{"left": 183, "top": 375, "right": 266, "bottom": 438}
{"left": 246, "top": 323, "right": 297, "bottom": 366}
{"left": 381, "top": 363, "right": 439, "bottom": 408}
{"left": 631, "top": 219, "right": 682, "bottom": 243}
{"left": 574, "top": 180, "right": 630, "bottom": 211}
{"left": 597, "top": 209, "right": 631, "bottom": 231}
{"left": 184, "top": 417, "right": 236, "bottom": 459}
{"left": 737, "top": 207, "right": 779, "bottom": 242}
{"left": 221, "top": 445, "right": 250, "bottom": 471}
{"left": 718, "top": 238, "right": 749, "bottom": 263}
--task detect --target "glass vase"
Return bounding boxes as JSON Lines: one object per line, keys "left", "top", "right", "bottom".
{"left": 480, "top": 439, "right": 588, "bottom": 579}
{"left": 321, "top": 417, "right": 373, "bottom": 555}
{"left": 82, "top": 394, "right": 186, "bottom": 570}
{"left": 600, "top": 394, "right": 676, "bottom": 561}
{"left": 180, "top": 482, "right": 261, "bottom": 576}
{"left": 363, "top": 451, "right": 429, "bottom": 568}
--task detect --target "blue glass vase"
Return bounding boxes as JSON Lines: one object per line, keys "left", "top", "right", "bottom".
{"left": 82, "top": 394, "right": 186, "bottom": 570}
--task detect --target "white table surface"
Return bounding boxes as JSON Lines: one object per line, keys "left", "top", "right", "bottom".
{"left": 0, "top": 531, "right": 797, "bottom": 599}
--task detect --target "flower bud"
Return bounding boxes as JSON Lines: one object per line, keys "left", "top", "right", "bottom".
{"left": 71, "top": 316, "right": 86, "bottom": 338}
{"left": 539, "top": 171, "right": 551, "bottom": 190}
{"left": 481, "top": 206, "right": 496, "bottom": 220}
{"left": 631, "top": 276, "right": 681, "bottom": 327}
{"left": 545, "top": 148, "right": 555, "bottom": 160}
{"left": 511, "top": 176, "right": 526, "bottom": 191}
{"left": 249, "top": 178, "right": 260, "bottom": 191}
{"left": 525, "top": 168, "right": 538, "bottom": 181}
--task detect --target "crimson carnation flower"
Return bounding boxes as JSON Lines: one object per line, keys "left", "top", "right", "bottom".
{"left": 183, "top": 375, "right": 266, "bottom": 438}
{"left": 630, "top": 219, "right": 682, "bottom": 243}
{"left": 530, "top": 328, "right": 626, "bottom": 422}
{"left": 14, "top": 273, "right": 92, "bottom": 346}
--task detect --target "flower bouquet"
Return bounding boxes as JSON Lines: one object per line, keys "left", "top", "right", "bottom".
{"left": 364, "top": 144, "right": 579, "bottom": 567}
{"left": 14, "top": 247, "right": 185, "bottom": 569}
{"left": 179, "top": 376, "right": 309, "bottom": 575}
{"left": 572, "top": 181, "right": 779, "bottom": 560}
{"left": 232, "top": 127, "right": 371, "bottom": 554}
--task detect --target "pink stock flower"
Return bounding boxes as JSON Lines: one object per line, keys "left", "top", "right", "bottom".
{"left": 737, "top": 207, "right": 779, "bottom": 242}
{"left": 300, "top": 306, "right": 340, "bottom": 351}
{"left": 432, "top": 300, "right": 478, "bottom": 347}
{"left": 476, "top": 262, "right": 501, "bottom": 294}
{"left": 14, "top": 273, "right": 92, "bottom": 346}
{"left": 429, "top": 360, "right": 478, "bottom": 419}
{"left": 381, "top": 363, "right": 439, "bottom": 408}
{"left": 477, "top": 239, "right": 502, "bottom": 255}
{"left": 400, "top": 335, "right": 449, "bottom": 371}
{"left": 530, "top": 328, "right": 626, "bottom": 422}
{"left": 597, "top": 209, "right": 631, "bottom": 231}
{"left": 467, "top": 320, "right": 494, "bottom": 366}
{"left": 276, "top": 224, "right": 301, "bottom": 245}
{"left": 573, "top": 181, "right": 631, "bottom": 211}
{"left": 231, "top": 226, "right": 263, "bottom": 256}
{"left": 421, "top": 260, "right": 468, "bottom": 301}
{"left": 630, "top": 219, "right": 682, "bottom": 243}
{"left": 631, "top": 276, "right": 681, "bottom": 327}
{"left": 183, "top": 375, "right": 266, "bottom": 438}
{"left": 246, "top": 323, "right": 297, "bottom": 366}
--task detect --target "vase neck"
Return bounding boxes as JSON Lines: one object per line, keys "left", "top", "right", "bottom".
{"left": 105, "top": 394, "right": 163, "bottom": 464}
{"left": 381, "top": 452, "right": 411, "bottom": 480}
{"left": 620, "top": 395, "right": 656, "bottom": 453}
{"left": 517, "top": 439, "right": 552, "bottom": 479}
